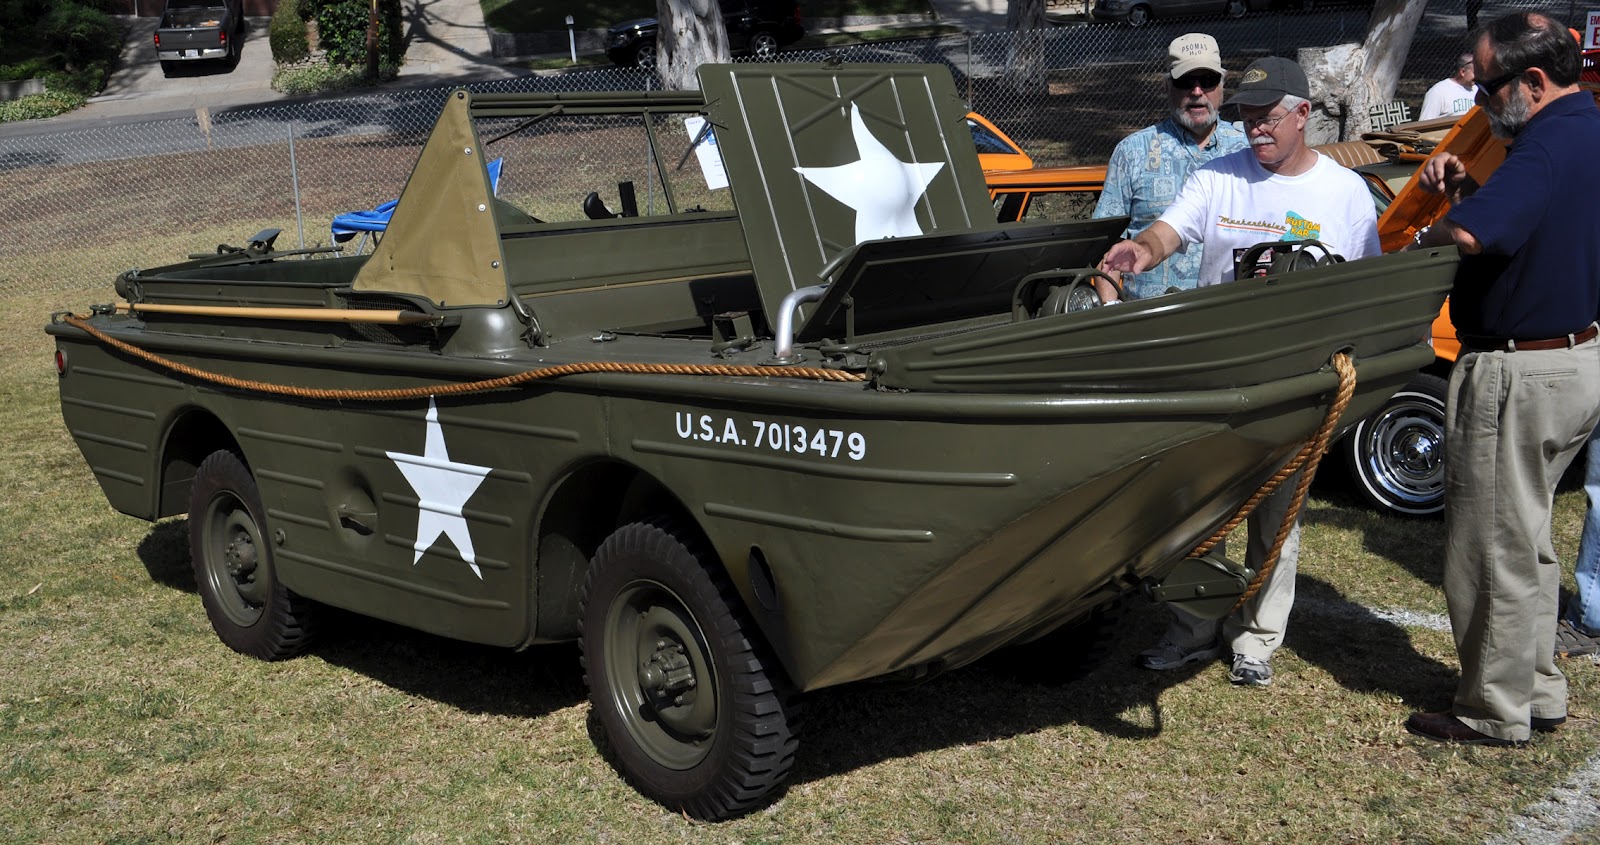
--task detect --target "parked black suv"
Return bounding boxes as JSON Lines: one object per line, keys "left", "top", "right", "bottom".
{"left": 606, "top": 0, "right": 805, "bottom": 69}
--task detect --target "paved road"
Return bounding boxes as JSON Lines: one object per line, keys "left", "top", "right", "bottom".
{"left": 88, "top": 15, "right": 281, "bottom": 118}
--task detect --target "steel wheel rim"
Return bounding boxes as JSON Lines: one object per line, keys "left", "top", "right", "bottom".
{"left": 1127, "top": 5, "right": 1150, "bottom": 25}
{"left": 604, "top": 579, "right": 718, "bottom": 770}
{"left": 1358, "top": 395, "right": 1445, "bottom": 511}
{"left": 1226, "top": 0, "right": 1246, "bottom": 17}
{"left": 200, "top": 491, "right": 266, "bottom": 627}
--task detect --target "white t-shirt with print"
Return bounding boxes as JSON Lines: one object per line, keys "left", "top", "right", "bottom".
{"left": 1419, "top": 78, "right": 1478, "bottom": 120}
{"left": 1157, "top": 149, "right": 1381, "bottom": 286}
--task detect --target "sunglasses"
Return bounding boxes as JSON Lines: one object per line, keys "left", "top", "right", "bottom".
{"left": 1477, "top": 67, "right": 1524, "bottom": 97}
{"left": 1173, "top": 72, "right": 1222, "bottom": 91}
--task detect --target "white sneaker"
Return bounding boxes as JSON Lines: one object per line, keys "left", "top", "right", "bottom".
{"left": 1229, "top": 655, "right": 1273, "bottom": 687}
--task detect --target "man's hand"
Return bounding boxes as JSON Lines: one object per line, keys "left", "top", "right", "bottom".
{"left": 1099, "top": 239, "right": 1154, "bottom": 275}
{"left": 1418, "top": 152, "right": 1477, "bottom": 205}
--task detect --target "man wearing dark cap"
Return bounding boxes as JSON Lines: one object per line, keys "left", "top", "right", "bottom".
{"left": 1404, "top": 11, "right": 1600, "bottom": 747}
{"left": 1100, "top": 55, "right": 1380, "bottom": 688}
{"left": 1091, "top": 33, "right": 1247, "bottom": 300}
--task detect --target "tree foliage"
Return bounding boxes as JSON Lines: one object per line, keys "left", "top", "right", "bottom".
{"left": 315, "top": 0, "right": 404, "bottom": 69}
{"left": 269, "top": 0, "right": 311, "bottom": 65}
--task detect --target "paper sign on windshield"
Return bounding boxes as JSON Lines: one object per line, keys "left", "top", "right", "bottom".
{"left": 684, "top": 116, "right": 729, "bottom": 191}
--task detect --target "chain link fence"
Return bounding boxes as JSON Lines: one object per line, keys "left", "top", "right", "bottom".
{"left": 0, "top": 0, "right": 1576, "bottom": 299}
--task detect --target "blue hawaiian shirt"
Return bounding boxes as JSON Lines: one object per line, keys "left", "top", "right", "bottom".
{"left": 1093, "top": 117, "right": 1247, "bottom": 299}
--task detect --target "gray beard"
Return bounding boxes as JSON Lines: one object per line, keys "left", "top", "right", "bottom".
{"left": 1488, "top": 87, "right": 1530, "bottom": 139}
{"left": 1172, "top": 104, "right": 1218, "bottom": 135}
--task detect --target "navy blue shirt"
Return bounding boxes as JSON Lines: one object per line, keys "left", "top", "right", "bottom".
{"left": 1447, "top": 91, "right": 1600, "bottom": 339}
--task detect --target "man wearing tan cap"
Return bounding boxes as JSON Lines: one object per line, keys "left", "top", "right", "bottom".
{"left": 1100, "top": 55, "right": 1380, "bottom": 689}
{"left": 1091, "top": 33, "right": 1247, "bottom": 300}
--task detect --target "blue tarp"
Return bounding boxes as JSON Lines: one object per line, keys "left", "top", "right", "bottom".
{"left": 332, "top": 158, "right": 503, "bottom": 244}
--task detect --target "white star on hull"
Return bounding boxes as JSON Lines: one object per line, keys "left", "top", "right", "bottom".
{"left": 387, "top": 398, "right": 494, "bottom": 579}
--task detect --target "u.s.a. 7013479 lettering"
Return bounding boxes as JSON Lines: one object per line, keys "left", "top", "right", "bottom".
{"left": 674, "top": 412, "right": 866, "bottom": 460}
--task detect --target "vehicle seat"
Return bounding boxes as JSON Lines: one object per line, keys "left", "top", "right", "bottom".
{"left": 583, "top": 192, "right": 618, "bottom": 220}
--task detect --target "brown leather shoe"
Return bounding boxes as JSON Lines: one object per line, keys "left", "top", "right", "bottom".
{"left": 1406, "top": 711, "right": 1525, "bottom": 747}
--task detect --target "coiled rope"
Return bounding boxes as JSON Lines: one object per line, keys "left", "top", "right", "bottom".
{"left": 1185, "top": 352, "right": 1356, "bottom": 614}
{"left": 59, "top": 313, "right": 866, "bottom": 401}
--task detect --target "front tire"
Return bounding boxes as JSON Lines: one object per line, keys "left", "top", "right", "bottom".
{"left": 1125, "top": 4, "right": 1152, "bottom": 25}
{"left": 1225, "top": 0, "right": 1248, "bottom": 17}
{"left": 1342, "top": 374, "right": 1448, "bottom": 516}
{"left": 634, "top": 41, "right": 656, "bottom": 70}
{"left": 580, "top": 520, "right": 797, "bottom": 820}
{"left": 188, "top": 450, "right": 316, "bottom": 659}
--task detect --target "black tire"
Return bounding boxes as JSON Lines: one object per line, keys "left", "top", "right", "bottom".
{"left": 580, "top": 519, "right": 798, "bottom": 820}
{"left": 1125, "top": 4, "right": 1152, "bottom": 26}
{"left": 188, "top": 449, "right": 316, "bottom": 660}
{"left": 1225, "top": 0, "right": 1248, "bottom": 17}
{"left": 635, "top": 40, "right": 656, "bottom": 70}
{"left": 160, "top": 60, "right": 177, "bottom": 76}
{"left": 749, "top": 31, "right": 780, "bottom": 61}
{"left": 1342, "top": 373, "right": 1448, "bottom": 517}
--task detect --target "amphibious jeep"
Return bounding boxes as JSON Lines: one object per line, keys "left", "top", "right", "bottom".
{"left": 49, "top": 62, "right": 1456, "bottom": 819}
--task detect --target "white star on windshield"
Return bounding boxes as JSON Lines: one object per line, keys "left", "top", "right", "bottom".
{"left": 793, "top": 103, "right": 945, "bottom": 245}
{"left": 386, "top": 398, "right": 494, "bottom": 579}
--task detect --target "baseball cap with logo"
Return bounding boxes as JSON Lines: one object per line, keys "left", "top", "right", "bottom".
{"left": 1168, "top": 33, "right": 1224, "bottom": 79}
{"left": 1222, "top": 56, "right": 1311, "bottom": 108}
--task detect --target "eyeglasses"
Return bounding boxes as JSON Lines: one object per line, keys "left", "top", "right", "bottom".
{"left": 1173, "top": 72, "right": 1222, "bottom": 91}
{"left": 1241, "top": 111, "right": 1291, "bottom": 131}
{"left": 1477, "top": 67, "right": 1524, "bottom": 97}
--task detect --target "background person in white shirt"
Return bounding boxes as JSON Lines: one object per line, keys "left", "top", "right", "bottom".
{"left": 1420, "top": 53, "right": 1479, "bottom": 120}
{"left": 1096, "top": 56, "right": 1380, "bottom": 689}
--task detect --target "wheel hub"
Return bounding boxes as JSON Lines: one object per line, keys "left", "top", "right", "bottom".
{"left": 224, "top": 530, "right": 258, "bottom": 579}
{"left": 640, "top": 638, "right": 698, "bottom": 707}
{"left": 1392, "top": 428, "right": 1440, "bottom": 476}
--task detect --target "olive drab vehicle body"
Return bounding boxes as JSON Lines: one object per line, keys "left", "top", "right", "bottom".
{"left": 50, "top": 63, "right": 1458, "bottom": 819}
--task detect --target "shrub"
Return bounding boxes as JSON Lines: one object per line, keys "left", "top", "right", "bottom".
{"left": 42, "top": 3, "right": 120, "bottom": 70}
{"left": 269, "top": 0, "right": 311, "bottom": 64}
{"left": 271, "top": 58, "right": 398, "bottom": 96}
{"left": 315, "top": 0, "right": 404, "bottom": 69}
{"left": 0, "top": 57, "right": 53, "bottom": 82}
{"left": 0, "top": 89, "right": 86, "bottom": 122}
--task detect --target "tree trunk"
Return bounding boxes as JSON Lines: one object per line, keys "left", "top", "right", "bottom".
{"left": 659, "top": 0, "right": 731, "bottom": 91}
{"left": 366, "top": 0, "right": 380, "bottom": 81}
{"left": 1299, "top": 0, "right": 1429, "bottom": 143}
{"left": 1005, "top": 0, "right": 1049, "bottom": 97}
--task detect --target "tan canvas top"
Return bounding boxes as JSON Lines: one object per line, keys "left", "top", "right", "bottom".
{"left": 352, "top": 91, "right": 510, "bottom": 307}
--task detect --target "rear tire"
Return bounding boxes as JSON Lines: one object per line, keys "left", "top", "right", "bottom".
{"left": 1342, "top": 373, "right": 1448, "bottom": 517}
{"left": 188, "top": 449, "right": 316, "bottom": 660}
{"left": 580, "top": 519, "right": 797, "bottom": 820}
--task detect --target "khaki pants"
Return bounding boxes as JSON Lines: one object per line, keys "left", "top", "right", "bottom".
{"left": 1444, "top": 339, "right": 1600, "bottom": 741}
{"left": 1165, "top": 476, "right": 1301, "bottom": 661}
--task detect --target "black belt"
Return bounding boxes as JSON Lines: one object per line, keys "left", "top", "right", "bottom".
{"left": 1459, "top": 323, "right": 1599, "bottom": 352}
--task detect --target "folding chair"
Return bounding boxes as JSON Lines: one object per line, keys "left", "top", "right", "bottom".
{"left": 332, "top": 158, "right": 504, "bottom": 253}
